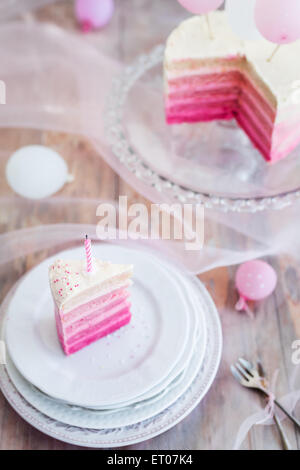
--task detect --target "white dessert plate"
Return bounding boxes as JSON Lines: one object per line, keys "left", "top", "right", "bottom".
{"left": 44, "top": 260, "right": 204, "bottom": 410}
{"left": 0, "top": 276, "right": 222, "bottom": 447}
{"left": 5, "top": 245, "right": 190, "bottom": 408}
{"left": 4, "top": 265, "right": 207, "bottom": 427}
{"left": 5, "top": 326, "right": 203, "bottom": 428}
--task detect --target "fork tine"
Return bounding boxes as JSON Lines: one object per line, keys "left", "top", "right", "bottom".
{"left": 235, "top": 362, "right": 251, "bottom": 381}
{"left": 230, "top": 364, "right": 245, "bottom": 384}
{"left": 238, "top": 358, "right": 254, "bottom": 376}
{"left": 239, "top": 357, "right": 253, "bottom": 370}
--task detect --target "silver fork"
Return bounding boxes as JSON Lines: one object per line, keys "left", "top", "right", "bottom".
{"left": 231, "top": 358, "right": 300, "bottom": 430}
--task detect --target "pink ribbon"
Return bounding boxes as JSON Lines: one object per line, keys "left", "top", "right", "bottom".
{"left": 233, "top": 368, "right": 300, "bottom": 450}
{"left": 235, "top": 295, "right": 254, "bottom": 319}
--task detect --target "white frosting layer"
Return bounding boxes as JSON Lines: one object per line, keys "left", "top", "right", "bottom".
{"left": 49, "top": 258, "right": 133, "bottom": 312}
{"left": 165, "top": 11, "right": 300, "bottom": 107}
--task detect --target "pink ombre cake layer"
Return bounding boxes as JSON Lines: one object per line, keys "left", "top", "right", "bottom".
{"left": 164, "top": 12, "right": 300, "bottom": 163}
{"left": 61, "top": 284, "right": 130, "bottom": 323}
{"left": 56, "top": 306, "right": 131, "bottom": 356}
{"left": 55, "top": 290, "right": 131, "bottom": 355}
{"left": 165, "top": 70, "right": 279, "bottom": 161}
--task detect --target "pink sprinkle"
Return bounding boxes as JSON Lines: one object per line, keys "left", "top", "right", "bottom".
{"left": 67, "top": 282, "right": 69, "bottom": 286}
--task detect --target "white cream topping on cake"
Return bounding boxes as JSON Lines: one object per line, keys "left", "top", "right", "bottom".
{"left": 49, "top": 258, "right": 133, "bottom": 312}
{"left": 165, "top": 11, "right": 300, "bottom": 107}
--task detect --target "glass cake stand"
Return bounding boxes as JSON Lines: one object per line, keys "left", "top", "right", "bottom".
{"left": 105, "top": 45, "right": 300, "bottom": 213}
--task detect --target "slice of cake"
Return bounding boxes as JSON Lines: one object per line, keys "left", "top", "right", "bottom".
{"left": 49, "top": 258, "right": 133, "bottom": 355}
{"left": 164, "top": 11, "right": 300, "bottom": 163}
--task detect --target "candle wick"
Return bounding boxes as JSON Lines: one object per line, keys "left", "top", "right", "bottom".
{"left": 85, "top": 234, "right": 88, "bottom": 240}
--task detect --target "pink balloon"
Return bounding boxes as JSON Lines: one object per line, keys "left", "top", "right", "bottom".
{"left": 75, "top": 0, "right": 114, "bottom": 32}
{"left": 177, "top": 0, "right": 224, "bottom": 15}
{"left": 235, "top": 260, "right": 277, "bottom": 302}
{"left": 255, "top": 0, "right": 300, "bottom": 44}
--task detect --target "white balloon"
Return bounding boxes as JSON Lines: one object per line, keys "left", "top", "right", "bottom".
{"left": 225, "top": 0, "right": 263, "bottom": 40}
{"left": 6, "top": 145, "right": 73, "bottom": 199}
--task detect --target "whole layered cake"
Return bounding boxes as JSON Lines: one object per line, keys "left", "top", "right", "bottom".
{"left": 164, "top": 11, "right": 300, "bottom": 163}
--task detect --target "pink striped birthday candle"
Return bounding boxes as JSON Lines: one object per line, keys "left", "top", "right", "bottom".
{"left": 85, "top": 235, "right": 93, "bottom": 272}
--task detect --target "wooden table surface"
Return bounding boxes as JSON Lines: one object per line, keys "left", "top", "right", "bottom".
{"left": 0, "top": 0, "right": 299, "bottom": 450}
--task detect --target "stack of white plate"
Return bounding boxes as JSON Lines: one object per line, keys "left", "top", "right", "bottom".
{"left": 0, "top": 244, "right": 222, "bottom": 447}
